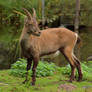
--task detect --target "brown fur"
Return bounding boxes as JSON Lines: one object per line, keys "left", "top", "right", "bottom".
{"left": 20, "top": 8, "right": 83, "bottom": 85}
{"left": 20, "top": 28, "right": 76, "bottom": 57}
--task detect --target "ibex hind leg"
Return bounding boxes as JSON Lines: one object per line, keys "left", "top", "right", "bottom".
{"left": 23, "top": 58, "right": 33, "bottom": 84}
{"left": 73, "top": 55, "right": 83, "bottom": 81}
{"left": 59, "top": 47, "right": 76, "bottom": 82}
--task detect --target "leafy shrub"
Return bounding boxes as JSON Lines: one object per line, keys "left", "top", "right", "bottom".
{"left": 58, "top": 61, "right": 92, "bottom": 80}
{"left": 57, "top": 64, "right": 71, "bottom": 75}
{"left": 10, "top": 58, "right": 92, "bottom": 80}
{"left": 9, "top": 58, "right": 58, "bottom": 77}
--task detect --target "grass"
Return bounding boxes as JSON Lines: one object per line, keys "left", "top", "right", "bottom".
{"left": 0, "top": 70, "right": 92, "bottom": 92}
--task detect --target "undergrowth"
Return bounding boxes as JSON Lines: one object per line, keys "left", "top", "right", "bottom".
{"left": 9, "top": 58, "right": 58, "bottom": 77}
{"left": 58, "top": 61, "right": 92, "bottom": 80}
{"left": 9, "top": 58, "right": 92, "bottom": 81}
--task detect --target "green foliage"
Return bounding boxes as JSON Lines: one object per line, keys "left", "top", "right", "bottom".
{"left": 58, "top": 61, "right": 92, "bottom": 80}
{"left": 36, "top": 61, "right": 57, "bottom": 77}
{"left": 0, "top": 0, "right": 92, "bottom": 29}
{"left": 9, "top": 58, "right": 27, "bottom": 77}
{"left": 10, "top": 58, "right": 92, "bottom": 81}
{"left": 9, "top": 58, "right": 58, "bottom": 77}
{"left": 57, "top": 64, "right": 71, "bottom": 75}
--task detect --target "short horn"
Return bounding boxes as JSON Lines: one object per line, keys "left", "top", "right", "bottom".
{"left": 33, "top": 8, "right": 36, "bottom": 18}
{"left": 23, "top": 8, "right": 32, "bottom": 19}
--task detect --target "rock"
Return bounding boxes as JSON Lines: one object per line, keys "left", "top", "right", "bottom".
{"left": 83, "top": 85, "right": 92, "bottom": 89}
{"left": 87, "top": 56, "right": 92, "bottom": 61}
{"left": 57, "top": 84, "right": 77, "bottom": 92}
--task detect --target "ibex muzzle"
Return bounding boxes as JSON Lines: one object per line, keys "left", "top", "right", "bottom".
{"left": 19, "top": 8, "right": 83, "bottom": 85}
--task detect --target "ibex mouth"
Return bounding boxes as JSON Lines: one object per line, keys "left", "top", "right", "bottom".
{"left": 32, "top": 32, "right": 41, "bottom": 36}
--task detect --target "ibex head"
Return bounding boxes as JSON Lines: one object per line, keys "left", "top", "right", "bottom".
{"left": 23, "top": 8, "right": 41, "bottom": 36}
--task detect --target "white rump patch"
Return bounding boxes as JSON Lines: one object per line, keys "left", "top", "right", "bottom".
{"left": 75, "top": 33, "right": 78, "bottom": 39}
{"left": 71, "top": 33, "right": 79, "bottom": 61}
{"left": 54, "top": 50, "right": 60, "bottom": 57}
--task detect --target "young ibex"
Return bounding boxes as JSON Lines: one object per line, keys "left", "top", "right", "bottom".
{"left": 20, "top": 8, "right": 83, "bottom": 85}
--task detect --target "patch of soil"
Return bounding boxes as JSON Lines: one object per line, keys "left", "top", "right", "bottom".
{"left": 57, "top": 84, "right": 77, "bottom": 92}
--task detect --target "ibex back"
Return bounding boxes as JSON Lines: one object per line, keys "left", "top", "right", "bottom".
{"left": 20, "top": 8, "right": 83, "bottom": 85}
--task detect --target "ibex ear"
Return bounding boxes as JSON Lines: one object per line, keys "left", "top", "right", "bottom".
{"left": 33, "top": 8, "right": 36, "bottom": 19}
{"left": 23, "top": 8, "right": 32, "bottom": 20}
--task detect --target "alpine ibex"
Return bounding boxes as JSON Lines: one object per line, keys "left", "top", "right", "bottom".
{"left": 19, "top": 8, "right": 83, "bottom": 85}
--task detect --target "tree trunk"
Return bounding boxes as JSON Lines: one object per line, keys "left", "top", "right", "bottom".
{"left": 74, "top": 0, "right": 80, "bottom": 59}
{"left": 74, "top": 0, "right": 80, "bottom": 33}
{"left": 42, "top": 0, "right": 45, "bottom": 29}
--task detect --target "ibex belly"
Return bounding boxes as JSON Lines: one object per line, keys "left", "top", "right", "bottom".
{"left": 40, "top": 41, "right": 60, "bottom": 56}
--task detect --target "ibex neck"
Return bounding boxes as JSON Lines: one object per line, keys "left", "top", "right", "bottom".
{"left": 20, "top": 27, "right": 30, "bottom": 41}
{"left": 19, "top": 27, "right": 31, "bottom": 51}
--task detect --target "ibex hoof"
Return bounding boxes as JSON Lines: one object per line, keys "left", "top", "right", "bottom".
{"left": 77, "top": 76, "right": 83, "bottom": 82}
{"left": 77, "top": 79, "right": 82, "bottom": 82}
{"left": 68, "top": 79, "right": 73, "bottom": 83}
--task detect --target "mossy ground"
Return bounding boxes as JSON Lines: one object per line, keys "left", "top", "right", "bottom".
{"left": 0, "top": 70, "right": 92, "bottom": 92}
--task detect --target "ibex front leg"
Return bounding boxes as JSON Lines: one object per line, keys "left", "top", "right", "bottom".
{"left": 23, "top": 58, "right": 32, "bottom": 84}
{"left": 31, "top": 56, "right": 39, "bottom": 85}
